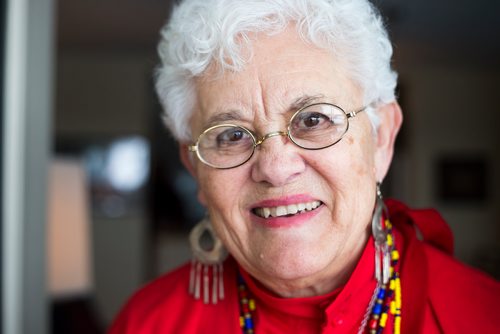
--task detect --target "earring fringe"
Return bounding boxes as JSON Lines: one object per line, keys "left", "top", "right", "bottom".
{"left": 194, "top": 261, "right": 202, "bottom": 300}
{"left": 212, "top": 264, "right": 218, "bottom": 304}
{"left": 218, "top": 263, "right": 225, "bottom": 300}
{"left": 188, "top": 216, "right": 228, "bottom": 304}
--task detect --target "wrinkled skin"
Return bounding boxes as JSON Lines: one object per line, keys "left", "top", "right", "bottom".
{"left": 180, "top": 27, "right": 402, "bottom": 298}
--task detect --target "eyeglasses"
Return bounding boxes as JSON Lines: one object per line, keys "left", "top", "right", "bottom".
{"left": 188, "top": 103, "right": 365, "bottom": 169}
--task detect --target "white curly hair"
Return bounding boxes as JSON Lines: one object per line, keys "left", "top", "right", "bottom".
{"left": 155, "top": 0, "right": 398, "bottom": 141}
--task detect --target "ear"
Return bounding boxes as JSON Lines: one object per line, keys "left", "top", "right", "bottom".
{"left": 374, "top": 101, "right": 403, "bottom": 182}
{"left": 179, "top": 143, "right": 208, "bottom": 206}
{"left": 179, "top": 143, "right": 196, "bottom": 177}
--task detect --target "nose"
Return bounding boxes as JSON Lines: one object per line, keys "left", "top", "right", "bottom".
{"left": 250, "top": 131, "right": 306, "bottom": 187}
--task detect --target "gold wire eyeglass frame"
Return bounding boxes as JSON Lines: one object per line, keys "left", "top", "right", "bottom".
{"left": 188, "top": 103, "right": 366, "bottom": 169}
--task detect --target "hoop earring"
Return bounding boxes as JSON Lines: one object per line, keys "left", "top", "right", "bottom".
{"left": 189, "top": 215, "right": 228, "bottom": 304}
{"left": 372, "top": 182, "right": 390, "bottom": 284}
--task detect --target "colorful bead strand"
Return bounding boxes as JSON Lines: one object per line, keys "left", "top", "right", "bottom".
{"left": 238, "top": 274, "right": 256, "bottom": 334}
{"left": 367, "top": 217, "right": 402, "bottom": 334}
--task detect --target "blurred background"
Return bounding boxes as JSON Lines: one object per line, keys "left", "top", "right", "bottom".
{"left": 2, "top": 0, "right": 499, "bottom": 333}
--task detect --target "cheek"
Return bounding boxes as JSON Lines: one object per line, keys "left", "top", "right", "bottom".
{"left": 195, "top": 162, "right": 226, "bottom": 207}
{"left": 196, "top": 168, "right": 245, "bottom": 212}
{"left": 198, "top": 174, "right": 222, "bottom": 208}
{"left": 320, "top": 134, "right": 376, "bottom": 178}
{"left": 348, "top": 133, "right": 377, "bottom": 177}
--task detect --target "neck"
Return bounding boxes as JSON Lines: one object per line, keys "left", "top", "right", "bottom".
{"left": 246, "top": 236, "right": 368, "bottom": 298}
{"left": 263, "top": 263, "right": 356, "bottom": 298}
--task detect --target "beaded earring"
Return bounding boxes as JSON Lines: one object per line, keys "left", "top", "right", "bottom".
{"left": 189, "top": 216, "right": 228, "bottom": 304}
{"left": 372, "top": 183, "right": 390, "bottom": 284}
{"left": 358, "top": 182, "right": 402, "bottom": 334}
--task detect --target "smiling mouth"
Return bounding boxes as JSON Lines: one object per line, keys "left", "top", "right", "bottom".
{"left": 252, "top": 200, "right": 323, "bottom": 218}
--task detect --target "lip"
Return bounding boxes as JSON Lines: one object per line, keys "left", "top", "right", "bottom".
{"left": 250, "top": 194, "right": 319, "bottom": 209}
{"left": 250, "top": 194, "right": 323, "bottom": 228}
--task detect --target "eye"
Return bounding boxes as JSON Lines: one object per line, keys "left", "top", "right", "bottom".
{"left": 293, "top": 111, "right": 331, "bottom": 130}
{"left": 305, "top": 113, "right": 326, "bottom": 127}
{"left": 216, "top": 127, "right": 252, "bottom": 147}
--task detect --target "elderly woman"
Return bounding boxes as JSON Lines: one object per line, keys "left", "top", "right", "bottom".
{"left": 109, "top": 0, "right": 499, "bottom": 333}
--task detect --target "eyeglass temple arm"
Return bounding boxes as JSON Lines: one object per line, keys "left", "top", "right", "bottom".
{"left": 346, "top": 106, "right": 368, "bottom": 119}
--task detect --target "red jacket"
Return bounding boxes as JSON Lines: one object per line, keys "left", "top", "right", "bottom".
{"left": 109, "top": 200, "right": 500, "bottom": 333}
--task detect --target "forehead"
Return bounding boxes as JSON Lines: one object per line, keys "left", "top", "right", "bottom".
{"left": 192, "top": 27, "right": 361, "bottom": 129}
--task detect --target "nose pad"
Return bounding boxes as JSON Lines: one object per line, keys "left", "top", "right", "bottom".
{"left": 255, "top": 131, "right": 288, "bottom": 147}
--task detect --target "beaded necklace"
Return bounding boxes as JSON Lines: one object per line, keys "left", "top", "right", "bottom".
{"left": 363, "top": 218, "right": 402, "bottom": 334}
{"left": 237, "top": 274, "right": 256, "bottom": 334}
{"left": 237, "top": 218, "right": 401, "bottom": 334}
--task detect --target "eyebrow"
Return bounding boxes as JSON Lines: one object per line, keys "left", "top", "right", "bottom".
{"left": 204, "top": 94, "right": 326, "bottom": 126}
{"left": 205, "top": 109, "right": 247, "bottom": 127}
{"left": 289, "top": 94, "right": 325, "bottom": 111}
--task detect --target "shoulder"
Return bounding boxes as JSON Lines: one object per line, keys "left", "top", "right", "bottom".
{"left": 424, "top": 243, "right": 498, "bottom": 289}
{"left": 126, "top": 262, "right": 193, "bottom": 312}
{"left": 107, "top": 263, "right": 193, "bottom": 333}
{"left": 424, "top": 244, "right": 500, "bottom": 310}
{"left": 424, "top": 243, "right": 500, "bottom": 333}
{"left": 107, "top": 259, "right": 241, "bottom": 334}
{"left": 387, "top": 199, "right": 500, "bottom": 332}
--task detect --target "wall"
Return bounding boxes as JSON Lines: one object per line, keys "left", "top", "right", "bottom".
{"left": 55, "top": 50, "right": 155, "bottom": 325}
{"left": 56, "top": 51, "right": 153, "bottom": 138}
{"left": 395, "top": 62, "right": 500, "bottom": 272}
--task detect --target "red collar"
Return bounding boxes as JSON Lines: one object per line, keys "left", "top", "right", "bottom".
{"left": 238, "top": 236, "right": 380, "bottom": 331}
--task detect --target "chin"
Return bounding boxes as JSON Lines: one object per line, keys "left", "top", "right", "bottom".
{"left": 253, "top": 245, "right": 338, "bottom": 282}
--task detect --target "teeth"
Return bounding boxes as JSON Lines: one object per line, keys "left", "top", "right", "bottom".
{"left": 254, "top": 201, "right": 321, "bottom": 218}
{"left": 287, "top": 204, "right": 298, "bottom": 214}
{"left": 263, "top": 207, "right": 271, "bottom": 218}
{"left": 276, "top": 206, "right": 287, "bottom": 216}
